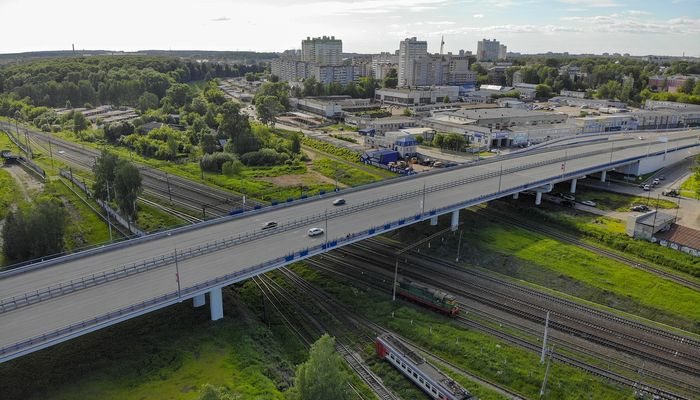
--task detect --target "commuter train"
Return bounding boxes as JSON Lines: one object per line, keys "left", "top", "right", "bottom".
{"left": 376, "top": 334, "right": 473, "bottom": 400}
{"left": 396, "top": 277, "right": 459, "bottom": 316}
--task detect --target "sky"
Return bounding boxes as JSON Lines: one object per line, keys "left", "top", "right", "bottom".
{"left": 0, "top": 0, "right": 699, "bottom": 56}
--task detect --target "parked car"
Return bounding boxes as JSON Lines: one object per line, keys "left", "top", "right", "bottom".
{"left": 630, "top": 205, "right": 650, "bottom": 212}
{"left": 432, "top": 161, "right": 445, "bottom": 168}
{"left": 652, "top": 178, "right": 660, "bottom": 185}
{"left": 658, "top": 175, "right": 665, "bottom": 180}
{"left": 643, "top": 184, "right": 651, "bottom": 191}
{"left": 562, "top": 194, "right": 575, "bottom": 201}
{"left": 308, "top": 227, "right": 325, "bottom": 237}
{"left": 662, "top": 189, "right": 680, "bottom": 197}
{"left": 580, "top": 200, "right": 597, "bottom": 207}
{"left": 332, "top": 198, "right": 346, "bottom": 206}
{"left": 262, "top": 221, "right": 278, "bottom": 230}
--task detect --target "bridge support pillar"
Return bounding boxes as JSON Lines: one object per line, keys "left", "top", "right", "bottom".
{"left": 513, "top": 192, "right": 519, "bottom": 200}
{"left": 570, "top": 179, "right": 577, "bottom": 194}
{"left": 535, "top": 191, "right": 543, "bottom": 206}
{"left": 450, "top": 210, "right": 459, "bottom": 231}
{"left": 209, "top": 287, "right": 223, "bottom": 321}
{"left": 193, "top": 294, "right": 206, "bottom": 308}
{"left": 600, "top": 170, "right": 607, "bottom": 182}
{"left": 430, "top": 216, "right": 438, "bottom": 226}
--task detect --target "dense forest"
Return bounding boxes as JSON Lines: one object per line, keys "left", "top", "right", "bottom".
{"left": 0, "top": 56, "right": 265, "bottom": 107}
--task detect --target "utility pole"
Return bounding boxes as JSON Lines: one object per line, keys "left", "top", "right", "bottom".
{"left": 174, "top": 248, "right": 182, "bottom": 299}
{"left": 539, "top": 345, "right": 553, "bottom": 399}
{"left": 540, "top": 311, "right": 550, "bottom": 364}
{"left": 421, "top": 181, "right": 426, "bottom": 215}
{"left": 165, "top": 173, "right": 172, "bottom": 203}
{"left": 498, "top": 163, "right": 503, "bottom": 192}
{"left": 455, "top": 229, "right": 463, "bottom": 262}
{"left": 106, "top": 183, "right": 113, "bottom": 242}
{"left": 392, "top": 257, "right": 399, "bottom": 301}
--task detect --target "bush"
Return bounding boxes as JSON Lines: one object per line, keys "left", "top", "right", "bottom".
{"left": 222, "top": 159, "right": 244, "bottom": 177}
{"left": 200, "top": 152, "right": 236, "bottom": 172}
{"left": 240, "top": 148, "right": 289, "bottom": 166}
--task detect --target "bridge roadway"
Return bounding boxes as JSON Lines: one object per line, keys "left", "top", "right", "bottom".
{"left": 1, "top": 130, "right": 698, "bottom": 362}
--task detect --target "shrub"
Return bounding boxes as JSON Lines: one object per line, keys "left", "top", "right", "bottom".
{"left": 240, "top": 148, "right": 289, "bottom": 166}
{"left": 200, "top": 152, "right": 236, "bottom": 172}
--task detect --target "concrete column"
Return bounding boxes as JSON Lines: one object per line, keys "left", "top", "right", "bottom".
{"left": 450, "top": 210, "right": 459, "bottom": 231}
{"left": 513, "top": 192, "right": 519, "bottom": 199}
{"left": 430, "top": 216, "right": 438, "bottom": 226}
{"left": 209, "top": 287, "right": 223, "bottom": 321}
{"left": 600, "top": 170, "right": 607, "bottom": 182}
{"left": 570, "top": 179, "right": 577, "bottom": 194}
{"left": 193, "top": 294, "right": 205, "bottom": 308}
{"left": 535, "top": 191, "right": 543, "bottom": 206}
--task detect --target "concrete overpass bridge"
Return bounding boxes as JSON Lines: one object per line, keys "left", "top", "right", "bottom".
{"left": 1, "top": 130, "right": 698, "bottom": 363}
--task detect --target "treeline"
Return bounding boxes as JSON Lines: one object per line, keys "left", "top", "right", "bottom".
{"left": 0, "top": 56, "right": 265, "bottom": 107}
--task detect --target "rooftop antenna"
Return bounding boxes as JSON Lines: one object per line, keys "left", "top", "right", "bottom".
{"left": 440, "top": 35, "right": 445, "bottom": 55}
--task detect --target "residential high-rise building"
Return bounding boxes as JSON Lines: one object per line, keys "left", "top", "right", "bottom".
{"left": 406, "top": 54, "right": 475, "bottom": 87}
{"left": 499, "top": 44, "right": 507, "bottom": 60}
{"left": 302, "top": 36, "right": 343, "bottom": 66}
{"left": 372, "top": 52, "right": 399, "bottom": 80}
{"left": 477, "top": 39, "right": 504, "bottom": 61}
{"left": 399, "top": 37, "right": 428, "bottom": 87}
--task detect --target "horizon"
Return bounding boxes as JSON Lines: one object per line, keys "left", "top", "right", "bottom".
{"left": 0, "top": 0, "right": 699, "bottom": 57}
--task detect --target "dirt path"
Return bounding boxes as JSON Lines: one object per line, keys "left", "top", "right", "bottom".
{"left": 3, "top": 164, "right": 43, "bottom": 202}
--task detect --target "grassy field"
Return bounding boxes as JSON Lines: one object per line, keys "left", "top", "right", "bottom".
{"left": 0, "top": 286, "right": 305, "bottom": 400}
{"left": 434, "top": 208, "right": 700, "bottom": 333}
{"left": 567, "top": 187, "right": 678, "bottom": 211}
{"left": 680, "top": 174, "right": 699, "bottom": 198}
{"left": 0, "top": 167, "right": 22, "bottom": 219}
{"left": 293, "top": 264, "right": 634, "bottom": 399}
{"left": 312, "top": 158, "right": 382, "bottom": 187}
{"left": 302, "top": 136, "right": 361, "bottom": 163}
{"left": 136, "top": 200, "right": 187, "bottom": 233}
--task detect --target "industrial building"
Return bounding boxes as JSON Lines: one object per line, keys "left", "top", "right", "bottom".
{"left": 289, "top": 96, "right": 377, "bottom": 119}
{"left": 375, "top": 86, "right": 460, "bottom": 106}
{"left": 442, "top": 108, "right": 568, "bottom": 130}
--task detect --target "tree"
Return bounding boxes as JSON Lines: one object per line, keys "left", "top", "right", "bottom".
{"left": 680, "top": 78, "right": 696, "bottom": 95}
{"left": 222, "top": 159, "right": 244, "bottom": 177}
{"left": 534, "top": 84, "right": 553, "bottom": 99}
{"left": 256, "top": 95, "right": 285, "bottom": 126}
{"left": 292, "top": 335, "right": 350, "bottom": 400}
{"left": 432, "top": 133, "right": 445, "bottom": 148}
{"left": 245, "top": 72, "right": 256, "bottom": 82}
{"left": 165, "top": 83, "right": 194, "bottom": 108}
{"left": 219, "top": 101, "right": 259, "bottom": 154}
{"left": 303, "top": 76, "right": 320, "bottom": 97}
{"left": 138, "top": 92, "right": 160, "bottom": 112}
{"left": 2, "top": 199, "right": 68, "bottom": 264}
{"left": 113, "top": 161, "right": 143, "bottom": 221}
{"left": 383, "top": 68, "right": 398, "bottom": 88}
{"left": 442, "top": 95, "right": 450, "bottom": 103}
{"left": 92, "top": 150, "right": 120, "bottom": 200}
{"left": 290, "top": 133, "right": 302, "bottom": 154}
{"left": 104, "top": 121, "right": 135, "bottom": 143}
{"left": 200, "top": 133, "right": 218, "bottom": 154}
{"left": 198, "top": 384, "right": 237, "bottom": 400}
{"left": 73, "top": 111, "right": 89, "bottom": 132}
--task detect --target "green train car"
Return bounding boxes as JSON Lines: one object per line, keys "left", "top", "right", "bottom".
{"left": 396, "top": 277, "right": 459, "bottom": 316}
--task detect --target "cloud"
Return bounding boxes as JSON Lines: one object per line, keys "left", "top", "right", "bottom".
{"left": 211, "top": 16, "right": 230, "bottom": 22}
{"left": 473, "top": 13, "right": 484, "bottom": 18}
{"left": 559, "top": 0, "right": 620, "bottom": 7}
{"left": 559, "top": 15, "right": 700, "bottom": 34}
{"left": 283, "top": 0, "right": 450, "bottom": 16}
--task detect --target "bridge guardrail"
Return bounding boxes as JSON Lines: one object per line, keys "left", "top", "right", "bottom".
{"left": 2, "top": 137, "right": 698, "bottom": 314}
{"left": 2, "top": 140, "right": 699, "bottom": 359}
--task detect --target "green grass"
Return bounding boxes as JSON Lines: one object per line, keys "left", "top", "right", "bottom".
{"left": 293, "top": 264, "right": 634, "bottom": 399}
{"left": 0, "top": 167, "right": 22, "bottom": 219}
{"left": 136, "top": 200, "right": 187, "bottom": 233}
{"left": 569, "top": 188, "right": 678, "bottom": 211}
{"left": 302, "top": 136, "right": 361, "bottom": 163}
{"left": 680, "top": 174, "right": 699, "bottom": 198}
{"left": 323, "top": 123, "right": 358, "bottom": 132}
{"left": 0, "top": 286, "right": 304, "bottom": 400}
{"left": 453, "top": 210, "right": 700, "bottom": 332}
{"left": 312, "top": 158, "right": 382, "bottom": 187}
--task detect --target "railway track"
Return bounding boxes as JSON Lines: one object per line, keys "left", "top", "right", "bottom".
{"left": 477, "top": 205, "right": 700, "bottom": 292}
{"left": 350, "top": 240, "right": 700, "bottom": 374}
{"left": 1, "top": 122, "right": 264, "bottom": 219}
{"left": 308, "top": 242, "right": 698, "bottom": 399}
{"left": 254, "top": 272, "right": 399, "bottom": 400}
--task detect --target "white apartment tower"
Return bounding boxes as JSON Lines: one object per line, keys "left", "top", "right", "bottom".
{"left": 302, "top": 36, "right": 343, "bottom": 66}
{"left": 399, "top": 37, "right": 428, "bottom": 87}
{"left": 477, "top": 38, "right": 503, "bottom": 61}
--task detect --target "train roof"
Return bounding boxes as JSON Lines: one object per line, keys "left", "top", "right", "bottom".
{"left": 378, "top": 334, "right": 471, "bottom": 398}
